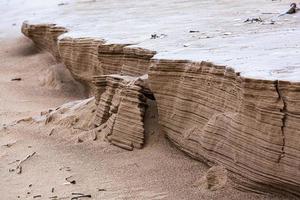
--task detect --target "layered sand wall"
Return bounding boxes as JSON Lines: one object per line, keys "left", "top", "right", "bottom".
{"left": 21, "top": 21, "right": 300, "bottom": 196}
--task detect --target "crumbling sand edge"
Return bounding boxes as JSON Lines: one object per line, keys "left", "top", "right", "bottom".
{"left": 21, "top": 21, "right": 300, "bottom": 196}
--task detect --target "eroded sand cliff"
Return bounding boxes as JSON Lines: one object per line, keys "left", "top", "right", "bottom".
{"left": 21, "top": 21, "right": 300, "bottom": 196}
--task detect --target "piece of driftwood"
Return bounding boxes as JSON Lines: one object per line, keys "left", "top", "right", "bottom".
{"left": 18, "top": 152, "right": 36, "bottom": 167}
{"left": 16, "top": 152, "right": 36, "bottom": 174}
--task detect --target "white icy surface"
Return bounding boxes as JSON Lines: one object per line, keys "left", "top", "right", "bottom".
{"left": 0, "top": 0, "right": 299, "bottom": 81}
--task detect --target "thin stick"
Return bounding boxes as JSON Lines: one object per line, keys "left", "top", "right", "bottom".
{"left": 71, "top": 195, "right": 92, "bottom": 200}
{"left": 17, "top": 152, "right": 36, "bottom": 168}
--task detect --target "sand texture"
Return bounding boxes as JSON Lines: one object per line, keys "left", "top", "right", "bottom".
{"left": 149, "top": 60, "right": 300, "bottom": 195}
{"left": 94, "top": 75, "right": 147, "bottom": 150}
{"left": 20, "top": 20, "right": 300, "bottom": 197}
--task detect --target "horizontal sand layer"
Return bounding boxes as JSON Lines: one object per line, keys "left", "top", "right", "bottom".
{"left": 21, "top": 20, "right": 300, "bottom": 197}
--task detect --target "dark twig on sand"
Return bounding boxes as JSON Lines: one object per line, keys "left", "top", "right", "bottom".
{"left": 49, "top": 128, "right": 55, "bottom": 136}
{"left": 11, "top": 78, "right": 22, "bottom": 81}
{"left": 59, "top": 166, "right": 71, "bottom": 171}
{"left": 71, "top": 195, "right": 92, "bottom": 200}
{"left": 2, "top": 141, "right": 17, "bottom": 148}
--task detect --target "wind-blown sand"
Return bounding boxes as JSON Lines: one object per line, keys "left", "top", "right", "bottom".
{"left": 0, "top": 38, "right": 297, "bottom": 199}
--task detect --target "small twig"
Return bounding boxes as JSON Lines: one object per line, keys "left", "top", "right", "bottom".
{"left": 15, "top": 152, "right": 36, "bottom": 174}
{"left": 18, "top": 152, "right": 36, "bottom": 167}
{"left": 92, "top": 130, "right": 97, "bottom": 141}
{"left": 59, "top": 166, "right": 71, "bottom": 171}
{"left": 71, "top": 195, "right": 91, "bottom": 200}
{"left": 11, "top": 78, "right": 22, "bottom": 81}
{"left": 2, "top": 141, "right": 17, "bottom": 148}
{"left": 49, "top": 128, "right": 55, "bottom": 136}
{"left": 33, "top": 195, "right": 42, "bottom": 198}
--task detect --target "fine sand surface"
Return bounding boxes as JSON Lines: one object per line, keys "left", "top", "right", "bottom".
{"left": 0, "top": 38, "right": 297, "bottom": 199}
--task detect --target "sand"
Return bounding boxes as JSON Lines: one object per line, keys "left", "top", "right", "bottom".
{"left": 0, "top": 38, "right": 297, "bottom": 199}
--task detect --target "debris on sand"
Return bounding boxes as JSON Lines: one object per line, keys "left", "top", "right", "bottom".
{"left": 150, "top": 33, "right": 167, "bottom": 39}
{"left": 71, "top": 193, "right": 85, "bottom": 196}
{"left": 11, "top": 78, "right": 22, "bottom": 81}
{"left": 2, "top": 141, "right": 17, "bottom": 148}
{"left": 59, "top": 166, "right": 71, "bottom": 171}
{"left": 278, "top": 3, "right": 299, "bottom": 16}
{"left": 57, "top": 2, "right": 69, "bottom": 6}
{"left": 92, "top": 130, "right": 97, "bottom": 141}
{"left": 15, "top": 152, "right": 36, "bottom": 174}
{"left": 33, "top": 195, "right": 42, "bottom": 198}
{"left": 71, "top": 194, "right": 92, "bottom": 200}
{"left": 65, "top": 175, "right": 76, "bottom": 184}
{"left": 77, "top": 137, "right": 83, "bottom": 143}
{"left": 16, "top": 165, "right": 22, "bottom": 174}
{"left": 49, "top": 128, "right": 55, "bottom": 136}
{"left": 244, "top": 17, "right": 263, "bottom": 23}
{"left": 18, "top": 152, "right": 36, "bottom": 166}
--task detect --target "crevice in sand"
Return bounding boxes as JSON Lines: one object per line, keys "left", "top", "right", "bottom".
{"left": 275, "top": 80, "right": 286, "bottom": 163}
